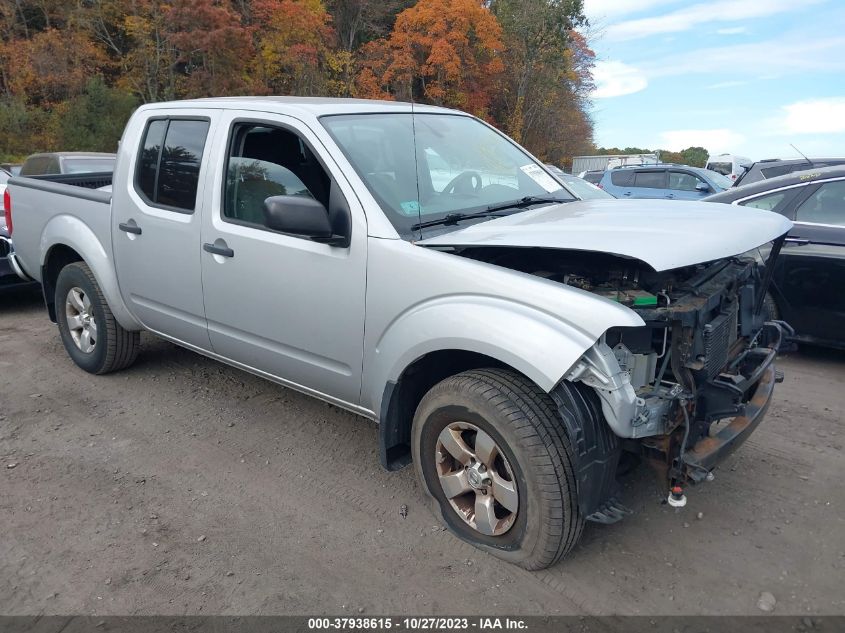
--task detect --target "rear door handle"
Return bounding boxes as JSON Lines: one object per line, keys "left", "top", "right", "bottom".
{"left": 203, "top": 242, "right": 234, "bottom": 258}
{"left": 665, "top": 193, "right": 675, "bottom": 199}
{"left": 622, "top": 191, "right": 632, "bottom": 197}
{"left": 118, "top": 222, "right": 142, "bottom": 235}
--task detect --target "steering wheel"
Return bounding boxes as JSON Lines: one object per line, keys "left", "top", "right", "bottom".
{"left": 443, "top": 171, "right": 483, "bottom": 195}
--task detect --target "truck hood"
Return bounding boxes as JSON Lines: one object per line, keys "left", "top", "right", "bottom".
{"left": 417, "top": 199, "right": 793, "bottom": 271}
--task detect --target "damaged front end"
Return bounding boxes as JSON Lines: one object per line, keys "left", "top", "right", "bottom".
{"left": 457, "top": 237, "right": 789, "bottom": 520}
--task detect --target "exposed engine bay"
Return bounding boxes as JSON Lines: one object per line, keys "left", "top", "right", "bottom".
{"left": 449, "top": 246, "right": 784, "bottom": 493}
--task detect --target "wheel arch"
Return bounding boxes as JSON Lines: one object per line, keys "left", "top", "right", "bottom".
{"left": 40, "top": 215, "right": 140, "bottom": 329}
{"left": 378, "top": 349, "right": 514, "bottom": 470}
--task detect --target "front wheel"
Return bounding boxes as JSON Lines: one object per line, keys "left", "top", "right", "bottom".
{"left": 55, "top": 262, "right": 140, "bottom": 374}
{"left": 412, "top": 369, "right": 583, "bottom": 570}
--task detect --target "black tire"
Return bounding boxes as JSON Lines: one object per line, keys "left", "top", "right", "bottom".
{"left": 412, "top": 368, "right": 583, "bottom": 570}
{"left": 55, "top": 261, "right": 140, "bottom": 374}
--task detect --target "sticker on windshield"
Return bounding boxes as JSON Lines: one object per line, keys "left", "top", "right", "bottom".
{"left": 400, "top": 200, "right": 421, "bottom": 215}
{"left": 520, "top": 164, "right": 560, "bottom": 193}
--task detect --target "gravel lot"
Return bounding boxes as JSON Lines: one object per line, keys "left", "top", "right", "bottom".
{"left": 1, "top": 285, "right": 843, "bottom": 616}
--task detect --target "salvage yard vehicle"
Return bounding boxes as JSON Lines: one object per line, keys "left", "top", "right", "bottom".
{"left": 6, "top": 97, "right": 791, "bottom": 569}
{"left": 733, "top": 157, "right": 845, "bottom": 188}
{"left": 2, "top": 168, "right": 38, "bottom": 290}
{"left": 706, "top": 166, "right": 845, "bottom": 349}
{"left": 598, "top": 164, "right": 732, "bottom": 200}
{"left": 545, "top": 164, "right": 615, "bottom": 199}
{"left": 20, "top": 152, "right": 116, "bottom": 177}
{"left": 705, "top": 153, "right": 751, "bottom": 182}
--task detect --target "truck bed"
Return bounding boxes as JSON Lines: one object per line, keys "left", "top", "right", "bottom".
{"left": 7, "top": 172, "right": 114, "bottom": 283}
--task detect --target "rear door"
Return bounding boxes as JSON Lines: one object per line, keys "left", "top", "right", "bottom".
{"left": 198, "top": 110, "right": 367, "bottom": 406}
{"left": 773, "top": 179, "right": 845, "bottom": 341}
{"left": 112, "top": 110, "right": 220, "bottom": 350}
{"left": 629, "top": 169, "right": 668, "bottom": 199}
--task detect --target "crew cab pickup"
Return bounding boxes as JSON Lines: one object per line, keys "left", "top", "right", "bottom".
{"left": 6, "top": 97, "right": 791, "bottom": 569}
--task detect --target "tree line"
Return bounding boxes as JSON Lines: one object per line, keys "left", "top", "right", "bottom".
{"left": 0, "top": 0, "right": 595, "bottom": 167}
{"left": 593, "top": 146, "right": 711, "bottom": 168}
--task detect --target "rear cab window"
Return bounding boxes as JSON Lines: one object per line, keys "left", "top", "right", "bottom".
{"left": 135, "top": 117, "right": 211, "bottom": 213}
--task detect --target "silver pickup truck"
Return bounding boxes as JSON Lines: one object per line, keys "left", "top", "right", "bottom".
{"left": 6, "top": 97, "right": 791, "bottom": 569}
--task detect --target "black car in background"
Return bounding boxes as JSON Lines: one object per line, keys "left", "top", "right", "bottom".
{"left": 706, "top": 166, "right": 845, "bottom": 348}
{"left": 734, "top": 157, "right": 845, "bottom": 187}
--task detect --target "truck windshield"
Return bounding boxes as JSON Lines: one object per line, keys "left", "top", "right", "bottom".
{"left": 321, "top": 113, "right": 571, "bottom": 237}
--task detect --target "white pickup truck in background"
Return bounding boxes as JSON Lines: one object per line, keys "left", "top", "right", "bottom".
{"left": 5, "top": 97, "right": 791, "bottom": 569}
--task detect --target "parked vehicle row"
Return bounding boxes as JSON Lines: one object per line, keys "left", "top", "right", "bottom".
{"left": 705, "top": 166, "right": 845, "bottom": 348}
{"left": 4, "top": 96, "right": 789, "bottom": 569}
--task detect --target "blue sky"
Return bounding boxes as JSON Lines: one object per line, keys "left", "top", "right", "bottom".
{"left": 583, "top": 0, "right": 845, "bottom": 160}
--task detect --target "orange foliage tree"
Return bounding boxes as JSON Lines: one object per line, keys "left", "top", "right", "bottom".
{"left": 251, "top": 0, "right": 336, "bottom": 95}
{"left": 355, "top": 0, "right": 504, "bottom": 117}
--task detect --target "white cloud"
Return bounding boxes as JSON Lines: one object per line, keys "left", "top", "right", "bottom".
{"left": 606, "top": 0, "right": 824, "bottom": 41}
{"left": 706, "top": 80, "right": 746, "bottom": 89}
{"left": 716, "top": 26, "right": 748, "bottom": 35}
{"left": 591, "top": 60, "right": 648, "bottom": 98}
{"left": 776, "top": 97, "right": 845, "bottom": 135}
{"left": 644, "top": 36, "right": 845, "bottom": 78}
{"left": 583, "top": 0, "right": 679, "bottom": 20}
{"left": 659, "top": 129, "right": 747, "bottom": 153}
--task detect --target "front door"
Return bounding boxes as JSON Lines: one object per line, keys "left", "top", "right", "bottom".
{"left": 112, "top": 111, "right": 219, "bottom": 350}
{"left": 774, "top": 179, "right": 845, "bottom": 341}
{"left": 199, "top": 112, "right": 368, "bottom": 406}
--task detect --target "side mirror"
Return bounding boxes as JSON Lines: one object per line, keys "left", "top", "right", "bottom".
{"left": 695, "top": 183, "right": 711, "bottom": 193}
{"left": 263, "top": 195, "right": 334, "bottom": 242}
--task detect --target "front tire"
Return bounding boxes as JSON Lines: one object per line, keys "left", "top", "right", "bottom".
{"left": 412, "top": 369, "right": 583, "bottom": 570}
{"left": 55, "top": 262, "right": 140, "bottom": 374}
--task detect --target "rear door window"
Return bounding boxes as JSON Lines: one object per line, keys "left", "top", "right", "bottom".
{"left": 795, "top": 181, "right": 845, "bottom": 226}
{"left": 135, "top": 118, "right": 210, "bottom": 213}
{"left": 634, "top": 170, "right": 666, "bottom": 189}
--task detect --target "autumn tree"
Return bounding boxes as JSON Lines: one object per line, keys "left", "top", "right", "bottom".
{"left": 489, "top": 0, "right": 591, "bottom": 162}
{"left": 355, "top": 0, "right": 504, "bottom": 116}
{"left": 0, "top": 0, "right": 596, "bottom": 167}
{"left": 250, "top": 0, "right": 335, "bottom": 95}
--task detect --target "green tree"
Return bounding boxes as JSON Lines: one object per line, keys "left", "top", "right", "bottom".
{"left": 680, "top": 146, "right": 708, "bottom": 168}
{"left": 55, "top": 77, "right": 138, "bottom": 152}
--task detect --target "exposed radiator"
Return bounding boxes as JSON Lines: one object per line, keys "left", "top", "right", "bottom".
{"left": 703, "top": 303, "right": 739, "bottom": 379}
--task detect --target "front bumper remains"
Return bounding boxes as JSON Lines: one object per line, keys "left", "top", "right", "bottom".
{"left": 683, "top": 349, "right": 777, "bottom": 478}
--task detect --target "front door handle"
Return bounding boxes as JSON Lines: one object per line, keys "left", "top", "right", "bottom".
{"left": 203, "top": 242, "right": 234, "bottom": 258}
{"left": 784, "top": 237, "right": 809, "bottom": 246}
{"left": 119, "top": 221, "right": 142, "bottom": 235}
{"left": 622, "top": 191, "right": 632, "bottom": 197}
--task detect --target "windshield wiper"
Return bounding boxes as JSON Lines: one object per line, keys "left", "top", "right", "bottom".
{"left": 411, "top": 196, "right": 572, "bottom": 231}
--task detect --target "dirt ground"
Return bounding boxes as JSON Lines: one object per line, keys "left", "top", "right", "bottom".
{"left": 1, "top": 285, "right": 843, "bottom": 616}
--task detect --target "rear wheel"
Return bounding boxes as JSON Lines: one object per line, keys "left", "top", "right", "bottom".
{"left": 412, "top": 368, "right": 583, "bottom": 570}
{"left": 55, "top": 262, "right": 139, "bottom": 374}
